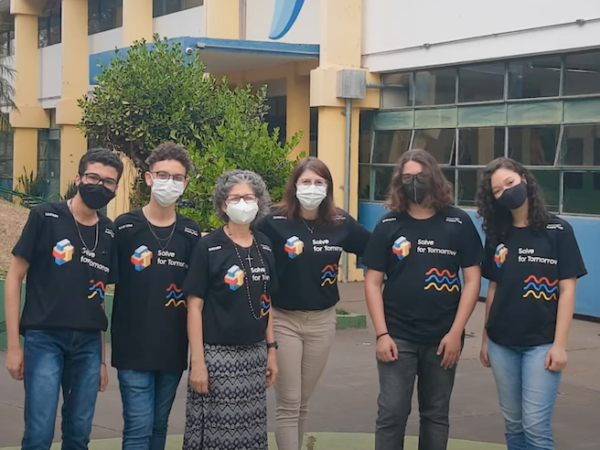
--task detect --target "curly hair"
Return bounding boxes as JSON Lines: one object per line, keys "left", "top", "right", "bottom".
{"left": 213, "top": 169, "right": 271, "bottom": 226}
{"left": 475, "top": 157, "right": 549, "bottom": 245}
{"left": 148, "top": 142, "right": 193, "bottom": 173}
{"left": 386, "top": 149, "right": 454, "bottom": 212}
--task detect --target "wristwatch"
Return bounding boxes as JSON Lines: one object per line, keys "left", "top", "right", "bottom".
{"left": 266, "top": 341, "right": 279, "bottom": 350}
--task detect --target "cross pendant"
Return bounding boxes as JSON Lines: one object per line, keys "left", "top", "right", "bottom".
{"left": 245, "top": 254, "right": 253, "bottom": 266}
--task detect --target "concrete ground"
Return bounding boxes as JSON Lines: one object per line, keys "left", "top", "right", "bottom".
{"left": 1, "top": 282, "right": 600, "bottom": 449}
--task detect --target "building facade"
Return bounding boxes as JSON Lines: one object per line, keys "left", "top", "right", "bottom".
{"left": 4, "top": 0, "right": 600, "bottom": 315}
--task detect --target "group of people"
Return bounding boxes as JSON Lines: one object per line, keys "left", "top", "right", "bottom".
{"left": 3, "top": 142, "right": 586, "bottom": 450}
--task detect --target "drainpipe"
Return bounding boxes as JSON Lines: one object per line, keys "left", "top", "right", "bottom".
{"left": 342, "top": 98, "right": 352, "bottom": 283}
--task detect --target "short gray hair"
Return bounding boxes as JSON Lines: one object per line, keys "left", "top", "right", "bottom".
{"left": 213, "top": 169, "right": 271, "bottom": 224}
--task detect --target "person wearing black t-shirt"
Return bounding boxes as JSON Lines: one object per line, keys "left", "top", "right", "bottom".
{"left": 4, "top": 148, "right": 123, "bottom": 450}
{"left": 111, "top": 143, "right": 201, "bottom": 450}
{"left": 182, "top": 170, "right": 278, "bottom": 450}
{"left": 475, "top": 158, "right": 587, "bottom": 450}
{"left": 362, "top": 149, "right": 483, "bottom": 450}
{"left": 257, "top": 156, "right": 371, "bottom": 450}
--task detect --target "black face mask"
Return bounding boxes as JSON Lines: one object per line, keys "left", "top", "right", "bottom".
{"left": 496, "top": 182, "right": 527, "bottom": 210}
{"left": 78, "top": 183, "right": 115, "bottom": 210}
{"left": 402, "top": 179, "right": 428, "bottom": 205}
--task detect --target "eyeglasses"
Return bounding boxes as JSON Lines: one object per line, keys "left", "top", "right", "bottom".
{"left": 401, "top": 173, "right": 428, "bottom": 185}
{"left": 297, "top": 179, "right": 327, "bottom": 188}
{"left": 151, "top": 171, "right": 187, "bottom": 183}
{"left": 83, "top": 173, "right": 118, "bottom": 192}
{"left": 226, "top": 194, "right": 258, "bottom": 204}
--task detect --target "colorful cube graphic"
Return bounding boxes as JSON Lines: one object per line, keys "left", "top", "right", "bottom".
{"left": 284, "top": 236, "right": 304, "bottom": 259}
{"left": 224, "top": 265, "right": 245, "bottom": 291}
{"left": 131, "top": 245, "right": 153, "bottom": 271}
{"left": 52, "top": 239, "right": 75, "bottom": 265}
{"left": 494, "top": 244, "right": 508, "bottom": 268}
{"left": 392, "top": 236, "right": 411, "bottom": 260}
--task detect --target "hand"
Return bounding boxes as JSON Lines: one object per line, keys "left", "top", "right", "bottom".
{"left": 545, "top": 344, "right": 568, "bottom": 372}
{"left": 6, "top": 347, "right": 24, "bottom": 380}
{"left": 480, "top": 338, "right": 491, "bottom": 368}
{"left": 437, "top": 331, "right": 462, "bottom": 369}
{"left": 266, "top": 349, "right": 278, "bottom": 388}
{"left": 376, "top": 334, "right": 398, "bottom": 363}
{"left": 99, "top": 363, "right": 109, "bottom": 392}
{"left": 190, "top": 363, "right": 209, "bottom": 394}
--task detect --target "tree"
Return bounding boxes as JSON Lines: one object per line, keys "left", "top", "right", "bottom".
{"left": 79, "top": 35, "right": 302, "bottom": 228}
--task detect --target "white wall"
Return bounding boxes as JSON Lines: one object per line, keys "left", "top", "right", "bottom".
{"left": 153, "top": 6, "right": 204, "bottom": 38}
{"left": 245, "top": 0, "right": 319, "bottom": 44}
{"left": 39, "top": 45, "right": 61, "bottom": 107}
{"left": 363, "top": 0, "right": 600, "bottom": 72}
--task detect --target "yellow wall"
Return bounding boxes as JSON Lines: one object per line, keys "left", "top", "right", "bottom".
{"left": 204, "top": 0, "right": 240, "bottom": 39}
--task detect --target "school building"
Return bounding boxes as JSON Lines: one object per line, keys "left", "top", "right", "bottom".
{"left": 3, "top": 0, "right": 600, "bottom": 315}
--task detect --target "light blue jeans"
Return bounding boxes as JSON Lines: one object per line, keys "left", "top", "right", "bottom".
{"left": 487, "top": 338, "right": 562, "bottom": 450}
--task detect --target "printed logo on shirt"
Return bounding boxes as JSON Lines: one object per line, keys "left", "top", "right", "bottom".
{"left": 88, "top": 279, "right": 106, "bottom": 300}
{"left": 424, "top": 269, "right": 460, "bottom": 292}
{"left": 44, "top": 212, "right": 59, "bottom": 219}
{"left": 494, "top": 244, "right": 508, "bottom": 268}
{"left": 104, "top": 228, "right": 115, "bottom": 238}
{"left": 53, "top": 239, "right": 75, "bottom": 265}
{"left": 131, "top": 245, "right": 153, "bottom": 271}
{"left": 260, "top": 294, "right": 271, "bottom": 316}
{"left": 522, "top": 275, "right": 558, "bottom": 301}
{"left": 224, "top": 265, "right": 245, "bottom": 291}
{"left": 392, "top": 236, "right": 411, "bottom": 260}
{"left": 546, "top": 223, "right": 564, "bottom": 231}
{"left": 445, "top": 216, "right": 463, "bottom": 224}
{"left": 320, "top": 264, "right": 338, "bottom": 286}
{"left": 165, "top": 283, "right": 187, "bottom": 307}
{"left": 284, "top": 236, "right": 304, "bottom": 259}
{"left": 184, "top": 227, "right": 199, "bottom": 237}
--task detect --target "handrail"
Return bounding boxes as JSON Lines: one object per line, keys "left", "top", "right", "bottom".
{"left": 0, "top": 185, "right": 47, "bottom": 204}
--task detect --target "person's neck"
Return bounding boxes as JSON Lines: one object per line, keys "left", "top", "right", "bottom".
{"left": 70, "top": 195, "right": 98, "bottom": 225}
{"left": 407, "top": 203, "right": 436, "bottom": 220}
{"left": 143, "top": 197, "right": 176, "bottom": 226}
{"left": 511, "top": 201, "right": 529, "bottom": 228}
{"left": 225, "top": 221, "right": 253, "bottom": 246}
{"left": 300, "top": 207, "right": 318, "bottom": 220}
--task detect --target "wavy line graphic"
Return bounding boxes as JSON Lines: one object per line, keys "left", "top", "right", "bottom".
{"left": 522, "top": 282, "right": 558, "bottom": 294}
{"left": 426, "top": 268, "right": 457, "bottom": 278}
{"left": 322, "top": 264, "right": 338, "bottom": 273}
{"left": 269, "top": 0, "right": 305, "bottom": 40}
{"left": 524, "top": 276, "right": 558, "bottom": 287}
{"left": 166, "top": 290, "right": 186, "bottom": 300}
{"left": 165, "top": 299, "right": 187, "bottom": 308}
{"left": 425, "top": 275, "right": 460, "bottom": 285}
{"left": 523, "top": 291, "right": 557, "bottom": 301}
{"left": 166, "top": 283, "right": 182, "bottom": 293}
{"left": 321, "top": 277, "right": 337, "bottom": 286}
{"left": 321, "top": 271, "right": 337, "bottom": 279}
{"left": 88, "top": 280, "right": 105, "bottom": 299}
{"left": 424, "top": 283, "right": 460, "bottom": 292}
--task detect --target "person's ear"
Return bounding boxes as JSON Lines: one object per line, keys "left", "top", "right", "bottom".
{"left": 144, "top": 171, "right": 153, "bottom": 187}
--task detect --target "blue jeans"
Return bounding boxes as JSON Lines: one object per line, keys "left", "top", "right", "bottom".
{"left": 487, "top": 338, "right": 562, "bottom": 450}
{"left": 118, "top": 369, "right": 183, "bottom": 450}
{"left": 22, "top": 329, "right": 102, "bottom": 450}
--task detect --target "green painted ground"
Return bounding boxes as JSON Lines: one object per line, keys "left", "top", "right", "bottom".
{"left": 1, "top": 433, "right": 506, "bottom": 450}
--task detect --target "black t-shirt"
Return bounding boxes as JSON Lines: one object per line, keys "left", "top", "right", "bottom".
{"left": 362, "top": 206, "right": 484, "bottom": 345}
{"left": 12, "top": 201, "right": 118, "bottom": 333}
{"left": 183, "top": 228, "right": 277, "bottom": 346}
{"left": 257, "top": 208, "right": 371, "bottom": 311}
{"left": 482, "top": 217, "right": 587, "bottom": 347}
{"left": 111, "top": 210, "right": 201, "bottom": 372}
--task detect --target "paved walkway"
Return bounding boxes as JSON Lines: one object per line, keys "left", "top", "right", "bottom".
{"left": 1, "top": 282, "right": 600, "bottom": 449}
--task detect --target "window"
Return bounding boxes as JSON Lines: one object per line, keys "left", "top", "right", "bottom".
{"left": 414, "top": 69, "right": 456, "bottom": 106}
{"left": 37, "top": 129, "right": 61, "bottom": 199}
{"left": 456, "top": 169, "right": 482, "bottom": 207}
{"left": 381, "top": 73, "right": 412, "bottom": 108}
{"left": 89, "top": 0, "right": 123, "bottom": 35}
{"left": 508, "top": 126, "right": 559, "bottom": 166}
{"left": 0, "top": 128, "right": 13, "bottom": 197}
{"left": 373, "top": 166, "right": 393, "bottom": 201}
{"left": 372, "top": 130, "right": 410, "bottom": 164}
{"left": 459, "top": 64, "right": 505, "bottom": 103}
{"left": 39, "top": 7, "right": 61, "bottom": 47}
{"left": 358, "top": 165, "right": 370, "bottom": 200}
{"left": 0, "top": 16, "right": 14, "bottom": 56}
{"left": 153, "top": 0, "right": 203, "bottom": 18}
{"left": 563, "top": 52, "right": 600, "bottom": 97}
{"left": 507, "top": 56, "right": 561, "bottom": 99}
{"left": 412, "top": 129, "right": 455, "bottom": 165}
{"left": 458, "top": 127, "right": 505, "bottom": 165}
{"left": 359, "top": 113, "right": 373, "bottom": 163}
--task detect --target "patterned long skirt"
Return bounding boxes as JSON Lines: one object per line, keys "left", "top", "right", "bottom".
{"left": 183, "top": 341, "right": 268, "bottom": 450}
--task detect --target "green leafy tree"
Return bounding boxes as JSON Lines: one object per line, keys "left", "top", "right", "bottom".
{"left": 79, "top": 35, "right": 302, "bottom": 229}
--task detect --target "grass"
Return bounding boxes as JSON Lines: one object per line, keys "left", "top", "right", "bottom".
{"left": 0, "top": 199, "right": 29, "bottom": 278}
{"left": 336, "top": 308, "right": 351, "bottom": 315}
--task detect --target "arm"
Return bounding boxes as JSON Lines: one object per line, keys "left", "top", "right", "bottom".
{"left": 545, "top": 278, "right": 576, "bottom": 372}
{"left": 265, "top": 309, "right": 278, "bottom": 387}
{"left": 187, "top": 295, "right": 209, "bottom": 393}
{"left": 479, "top": 281, "right": 497, "bottom": 367}
{"left": 4, "top": 256, "right": 28, "bottom": 380}
{"left": 365, "top": 269, "right": 398, "bottom": 362}
{"left": 99, "top": 303, "right": 108, "bottom": 392}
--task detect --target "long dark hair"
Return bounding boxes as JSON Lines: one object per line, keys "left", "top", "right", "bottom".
{"left": 276, "top": 157, "right": 338, "bottom": 225}
{"left": 475, "top": 157, "right": 549, "bottom": 245}
{"left": 386, "top": 149, "right": 454, "bottom": 212}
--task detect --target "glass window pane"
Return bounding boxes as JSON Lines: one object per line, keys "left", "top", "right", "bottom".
{"left": 459, "top": 63, "right": 505, "bottom": 103}
{"left": 563, "top": 172, "right": 600, "bottom": 214}
{"left": 359, "top": 165, "right": 371, "bottom": 201}
{"left": 373, "top": 166, "right": 393, "bottom": 201}
{"left": 456, "top": 169, "right": 482, "bottom": 206}
{"left": 153, "top": 0, "right": 164, "bottom": 17}
{"left": 530, "top": 170, "right": 559, "bottom": 212}
{"left": 381, "top": 73, "right": 412, "bottom": 108}
{"left": 458, "top": 104, "right": 507, "bottom": 128}
{"left": 458, "top": 127, "right": 505, "bottom": 165}
{"left": 184, "top": 0, "right": 203, "bottom": 8}
{"left": 560, "top": 125, "right": 600, "bottom": 167}
{"left": 508, "top": 56, "right": 561, "bottom": 99}
{"left": 414, "top": 107, "right": 457, "bottom": 129}
{"left": 507, "top": 101, "right": 562, "bottom": 126}
{"left": 412, "top": 129, "right": 455, "bottom": 165}
{"left": 359, "top": 113, "right": 373, "bottom": 163}
{"left": 563, "top": 52, "right": 600, "bottom": 96}
{"left": 508, "top": 126, "right": 559, "bottom": 166}
{"left": 564, "top": 98, "right": 600, "bottom": 124}
{"left": 165, "top": 0, "right": 182, "bottom": 15}
{"left": 373, "top": 130, "right": 411, "bottom": 164}
{"left": 414, "top": 68, "right": 456, "bottom": 106}
{"left": 373, "top": 110, "right": 414, "bottom": 130}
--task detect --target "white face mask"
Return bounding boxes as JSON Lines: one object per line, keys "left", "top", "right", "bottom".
{"left": 296, "top": 184, "right": 327, "bottom": 211}
{"left": 151, "top": 177, "right": 185, "bottom": 207}
{"left": 226, "top": 199, "right": 259, "bottom": 225}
